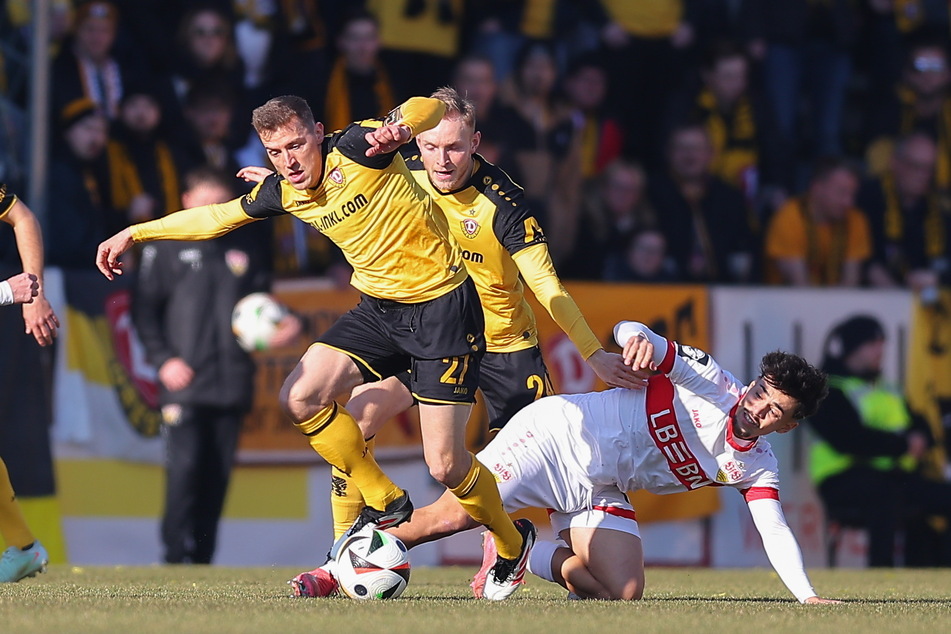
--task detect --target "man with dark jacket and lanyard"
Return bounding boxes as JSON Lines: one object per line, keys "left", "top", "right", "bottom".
{"left": 132, "top": 167, "right": 298, "bottom": 563}
{"left": 808, "top": 314, "right": 951, "bottom": 566}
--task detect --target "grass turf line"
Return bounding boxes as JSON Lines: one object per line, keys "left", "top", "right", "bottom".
{"left": 1, "top": 566, "right": 950, "bottom": 633}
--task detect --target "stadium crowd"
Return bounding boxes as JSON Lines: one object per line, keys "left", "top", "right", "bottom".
{"left": 0, "top": 0, "right": 949, "bottom": 290}
{"left": 2, "top": 0, "right": 951, "bottom": 571}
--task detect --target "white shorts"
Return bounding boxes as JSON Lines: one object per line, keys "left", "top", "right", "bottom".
{"left": 477, "top": 399, "right": 640, "bottom": 538}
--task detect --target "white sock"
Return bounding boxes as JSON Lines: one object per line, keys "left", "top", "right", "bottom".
{"left": 526, "top": 539, "right": 559, "bottom": 583}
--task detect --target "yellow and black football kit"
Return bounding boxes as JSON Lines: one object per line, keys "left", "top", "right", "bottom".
{"left": 402, "top": 151, "right": 605, "bottom": 431}
{"left": 0, "top": 183, "right": 17, "bottom": 218}
{"left": 130, "top": 97, "right": 485, "bottom": 405}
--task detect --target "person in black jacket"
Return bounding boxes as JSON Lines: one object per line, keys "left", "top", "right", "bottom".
{"left": 648, "top": 122, "right": 757, "bottom": 283}
{"left": 132, "top": 167, "right": 298, "bottom": 564}
{"left": 808, "top": 315, "right": 951, "bottom": 566}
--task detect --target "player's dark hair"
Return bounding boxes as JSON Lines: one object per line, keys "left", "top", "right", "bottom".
{"left": 759, "top": 351, "right": 828, "bottom": 420}
{"left": 252, "top": 95, "right": 315, "bottom": 133}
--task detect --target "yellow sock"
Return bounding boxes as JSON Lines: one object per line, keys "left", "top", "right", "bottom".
{"left": 330, "top": 438, "right": 373, "bottom": 539}
{"left": 449, "top": 454, "right": 522, "bottom": 560}
{"left": 296, "top": 404, "right": 401, "bottom": 510}
{"left": 0, "top": 458, "right": 35, "bottom": 549}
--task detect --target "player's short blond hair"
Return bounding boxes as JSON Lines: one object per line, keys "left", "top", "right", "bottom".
{"left": 252, "top": 95, "right": 316, "bottom": 134}
{"left": 429, "top": 86, "right": 476, "bottom": 130}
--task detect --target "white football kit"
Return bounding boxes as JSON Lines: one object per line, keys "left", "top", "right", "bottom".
{"left": 477, "top": 320, "right": 817, "bottom": 603}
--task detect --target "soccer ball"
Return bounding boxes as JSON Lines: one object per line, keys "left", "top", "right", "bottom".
{"left": 335, "top": 528, "right": 411, "bottom": 600}
{"left": 231, "top": 292, "right": 287, "bottom": 352}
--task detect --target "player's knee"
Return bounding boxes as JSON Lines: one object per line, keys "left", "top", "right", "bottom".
{"left": 607, "top": 576, "right": 644, "bottom": 601}
{"left": 426, "top": 455, "right": 466, "bottom": 487}
{"left": 279, "top": 378, "right": 329, "bottom": 423}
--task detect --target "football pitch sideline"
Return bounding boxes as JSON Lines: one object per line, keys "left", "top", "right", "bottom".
{"left": 1, "top": 566, "right": 949, "bottom": 633}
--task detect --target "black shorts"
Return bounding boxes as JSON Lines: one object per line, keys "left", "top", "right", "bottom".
{"left": 396, "top": 345, "right": 552, "bottom": 429}
{"left": 319, "top": 277, "right": 485, "bottom": 404}
{"left": 479, "top": 346, "right": 553, "bottom": 432}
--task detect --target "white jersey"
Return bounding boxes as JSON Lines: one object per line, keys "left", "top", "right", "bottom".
{"left": 559, "top": 324, "right": 780, "bottom": 505}
{"left": 480, "top": 320, "right": 817, "bottom": 603}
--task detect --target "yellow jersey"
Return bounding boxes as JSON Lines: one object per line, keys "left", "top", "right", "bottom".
{"left": 403, "top": 151, "right": 603, "bottom": 358}
{"left": 0, "top": 183, "right": 17, "bottom": 218}
{"left": 132, "top": 98, "right": 468, "bottom": 303}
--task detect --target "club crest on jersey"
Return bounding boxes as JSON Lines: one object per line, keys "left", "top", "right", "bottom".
{"left": 677, "top": 343, "right": 710, "bottom": 365}
{"left": 715, "top": 460, "right": 745, "bottom": 483}
{"left": 328, "top": 167, "right": 345, "bottom": 187}
{"left": 225, "top": 249, "right": 249, "bottom": 277}
{"left": 461, "top": 218, "right": 481, "bottom": 238}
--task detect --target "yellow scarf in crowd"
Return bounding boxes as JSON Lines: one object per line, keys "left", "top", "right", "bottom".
{"left": 798, "top": 196, "right": 848, "bottom": 285}
{"left": 696, "top": 89, "right": 757, "bottom": 189}
{"left": 107, "top": 139, "right": 181, "bottom": 217}
{"left": 324, "top": 57, "right": 396, "bottom": 134}
{"left": 898, "top": 85, "right": 951, "bottom": 191}
{"left": 882, "top": 171, "right": 945, "bottom": 265}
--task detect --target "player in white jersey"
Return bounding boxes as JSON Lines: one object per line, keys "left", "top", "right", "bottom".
{"left": 388, "top": 320, "right": 840, "bottom": 604}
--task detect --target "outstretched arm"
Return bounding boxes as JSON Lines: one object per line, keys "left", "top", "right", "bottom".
{"left": 514, "top": 244, "right": 647, "bottom": 389}
{"left": 96, "top": 199, "right": 258, "bottom": 279}
{"left": 1, "top": 198, "right": 59, "bottom": 345}
{"left": 365, "top": 96, "right": 446, "bottom": 157}
{"left": 747, "top": 497, "right": 840, "bottom": 604}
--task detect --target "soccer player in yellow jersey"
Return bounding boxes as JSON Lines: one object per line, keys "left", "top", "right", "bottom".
{"left": 0, "top": 185, "right": 59, "bottom": 583}
{"left": 272, "top": 87, "right": 647, "bottom": 599}
{"left": 95, "top": 95, "right": 533, "bottom": 597}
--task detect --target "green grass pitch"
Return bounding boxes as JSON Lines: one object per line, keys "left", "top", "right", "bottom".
{"left": 2, "top": 566, "right": 950, "bottom": 633}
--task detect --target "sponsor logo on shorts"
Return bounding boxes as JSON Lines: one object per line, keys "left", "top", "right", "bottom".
{"left": 492, "top": 463, "right": 513, "bottom": 482}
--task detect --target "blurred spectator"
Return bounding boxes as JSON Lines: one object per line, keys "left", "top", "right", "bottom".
{"left": 308, "top": 9, "right": 396, "bottom": 134}
{"left": 169, "top": 6, "right": 244, "bottom": 112}
{"left": 809, "top": 315, "right": 951, "bottom": 567}
{"left": 107, "top": 88, "right": 185, "bottom": 221}
{"left": 593, "top": 0, "right": 699, "bottom": 169}
{"left": 51, "top": 1, "right": 142, "bottom": 120}
{"left": 279, "top": 0, "right": 333, "bottom": 75}
{"left": 648, "top": 123, "right": 756, "bottom": 284}
{"left": 450, "top": 54, "right": 522, "bottom": 168}
{"left": 667, "top": 39, "right": 790, "bottom": 209}
{"left": 858, "top": 132, "right": 950, "bottom": 294}
{"left": 603, "top": 227, "right": 680, "bottom": 283}
{"left": 178, "top": 81, "right": 242, "bottom": 178}
{"left": 231, "top": 0, "right": 295, "bottom": 106}
{"left": 46, "top": 98, "right": 126, "bottom": 269}
{"left": 132, "top": 166, "right": 297, "bottom": 565}
{"left": 746, "top": 0, "right": 858, "bottom": 161}
{"left": 558, "top": 51, "right": 624, "bottom": 180}
{"left": 764, "top": 157, "right": 871, "bottom": 286}
{"left": 366, "top": 0, "right": 463, "bottom": 100}
{"left": 865, "top": 38, "right": 951, "bottom": 195}
{"left": 466, "top": 1, "right": 565, "bottom": 82}
{"left": 560, "top": 159, "right": 658, "bottom": 280}
{"left": 498, "top": 40, "right": 574, "bottom": 226}
{"left": 859, "top": 0, "right": 950, "bottom": 103}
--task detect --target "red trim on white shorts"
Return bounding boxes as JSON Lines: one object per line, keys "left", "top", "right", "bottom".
{"left": 593, "top": 505, "right": 637, "bottom": 522}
